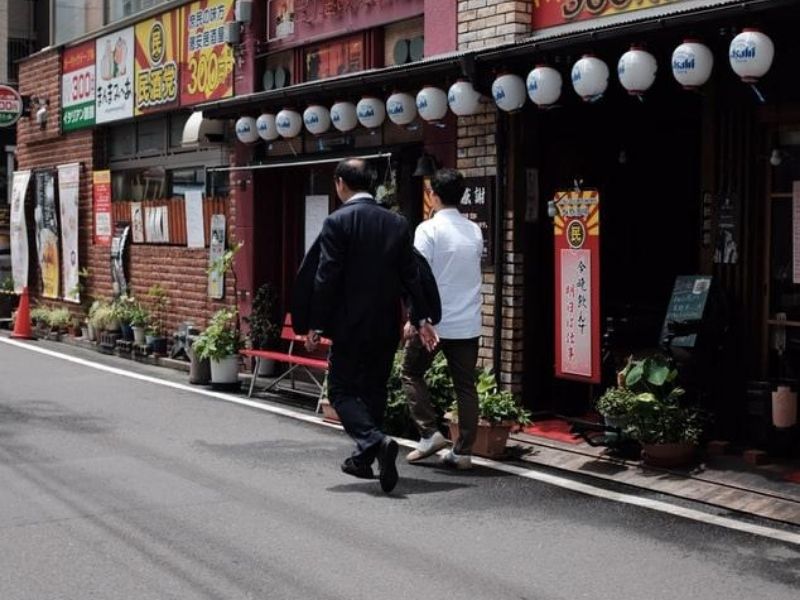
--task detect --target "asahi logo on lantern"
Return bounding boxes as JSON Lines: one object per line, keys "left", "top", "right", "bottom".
{"left": 672, "top": 53, "right": 695, "bottom": 73}
{"left": 358, "top": 105, "right": 375, "bottom": 117}
{"left": 276, "top": 115, "right": 290, "bottom": 127}
{"left": 387, "top": 101, "right": 405, "bottom": 115}
{"left": 0, "top": 85, "right": 23, "bottom": 128}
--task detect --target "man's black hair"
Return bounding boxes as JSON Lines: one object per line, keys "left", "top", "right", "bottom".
{"left": 431, "top": 168, "right": 465, "bottom": 207}
{"left": 335, "top": 158, "right": 376, "bottom": 193}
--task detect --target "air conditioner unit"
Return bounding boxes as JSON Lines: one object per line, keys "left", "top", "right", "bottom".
{"left": 235, "top": 0, "right": 253, "bottom": 23}
{"left": 223, "top": 22, "right": 241, "bottom": 45}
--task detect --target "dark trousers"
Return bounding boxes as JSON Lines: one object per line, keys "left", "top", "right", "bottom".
{"left": 401, "top": 336, "right": 480, "bottom": 455}
{"left": 327, "top": 339, "right": 398, "bottom": 466}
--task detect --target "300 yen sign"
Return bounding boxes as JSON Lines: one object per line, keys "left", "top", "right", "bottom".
{"left": 186, "top": 52, "right": 233, "bottom": 96}
{"left": 71, "top": 72, "right": 94, "bottom": 101}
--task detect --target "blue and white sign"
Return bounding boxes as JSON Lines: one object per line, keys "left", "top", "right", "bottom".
{"left": 729, "top": 29, "right": 774, "bottom": 83}
{"left": 527, "top": 66, "right": 562, "bottom": 107}
{"left": 672, "top": 40, "right": 713, "bottom": 89}
{"left": 235, "top": 116, "right": 259, "bottom": 144}
{"left": 492, "top": 73, "right": 526, "bottom": 112}
{"left": 356, "top": 97, "right": 386, "bottom": 129}
{"left": 386, "top": 92, "right": 417, "bottom": 126}
{"left": 416, "top": 87, "right": 448, "bottom": 122}
{"left": 572, "top": 55, "right": 609, "bottom": 102}
{"left": 303, "top": 105, "right": 331, "bottom": 135}
{"left": 276, "top": 109, "right": 302, "bottom": 138}
{"left": 331, "top": 101, "right": 358, "bottom": 132}
{"left": 256, "top": 113, "right": 279, "bottom": 141}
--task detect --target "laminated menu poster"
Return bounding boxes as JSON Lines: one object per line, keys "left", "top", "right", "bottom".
{"left": 10, "top": 170, "right": 31, "bottom": 293}
{"left": 96, "top": 27, "right": 134, "bottom": 124}
{"left": 57, "top": 163, "right": 81, "bottom": 303}
{"left": 93, "top": 170, "right": 112, "bottom": 246}
{"left": 35, "top": 170, "right": 60, "bottom": 299}
{"left": 208, "top": 214, "right": 226, "bottom": 298}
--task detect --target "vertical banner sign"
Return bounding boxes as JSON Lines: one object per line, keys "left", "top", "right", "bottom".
{"left": 130, "top": 202, "right": 145, "bottom": 243}
{"left": 10, "top": 171, "right": 31, "bottom": 293}
{"left": 459, "top": 177, "right": 494, "bottom": 264}
{"left": 553, "top": 189, "right": 601, "bottom": 383}
{"left": 135, "top": 9, "right": 181, "bottom": 115}
{"left": 96, "top": 27, "right": 135, "bottom": 123}
{"left": 793, "top": 182, "right": 800, "bottom": 284}
{"left": 57, "top": 163, "right": 81, "bottom": 303}
{"left": 208, "top": 214, "right": 226, "bottom": 298}
{"left": 93, "top": 170, "right": 113, "bottom": 246}
{"left": 304, "top": 195, "right": 328, "bottom": 254}
{"left": 35, "top": 171, "right": 60, "bottom": 299}
{"left": 185, "top": 190, "right": 206, "bottom": 248}
{"left": 61, "top": 42, "right": 96, "bottom": 131}
{"left": 182, "top": 0, "right": 235, "bottom": 105}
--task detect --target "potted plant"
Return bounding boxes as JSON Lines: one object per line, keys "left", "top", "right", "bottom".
{"left": 192, "top": 307, "right": 243, "bottom": 388}
{"left": 30, "top": 305, "right": 51, "bottom": 335}
{"left": 610, "top": 354, "right": 704, "bottom": 468}
{"left": 446, "top": 367, "right": 531, "bottom": 458}
{"left": 0, "top": 275, "right": 17, "bottom": 320}
{"left": 244, "top": 282, "right": 280, "bottom": 376}
{"left": 48, "top": 307, "right": 72, "bottom": 338}
{"left": 129, "top": 301, "right": 150, "bottom": 345}
{"left": 145, "top": 284, "right": 169, "bottom": 354}
{"left": 112, "top": 295, "right": 136, "bottom": 341}
{"left": 596, "top": 386, "right": 639, "bottom": 430}
{"left": 87, "top": 300, "right": 112, "bottom": 340}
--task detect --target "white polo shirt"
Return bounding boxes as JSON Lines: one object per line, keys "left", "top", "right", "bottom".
{"left": 414, "top": 207, "right": 483, "bottom": 340}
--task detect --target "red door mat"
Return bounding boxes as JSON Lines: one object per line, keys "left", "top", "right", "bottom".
{"left": 521, "top": 419, "right": 582, "bottom": 445}
{"left": 784, "top": 471, "right": 800, "bottom": 484}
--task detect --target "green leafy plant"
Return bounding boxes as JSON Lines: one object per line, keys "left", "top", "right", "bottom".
{"left": 0, "top": 275, "right": 14, "bottom": 294}
{"left": 30, "top": 305, "right": 52, "bottom": 327}
{"left": 596, "top": 387, "right": 639, "bottom": 419}
{"left": 245, "top": 282, "right": 280, "bottom": 350}
{"left": 193, "top": 307, "right": 243, "bottom": 361}
{"left": 446, "top": 367, "right": 531, "bottom": 425}
{"left": 128, "top": 301, "right": 150, "bottom": 327}
{"left": 112, "top": 295, "right": 137, "bottom": 325}
{"left": 48, "top": 307, "right": 72, "bottom": 331}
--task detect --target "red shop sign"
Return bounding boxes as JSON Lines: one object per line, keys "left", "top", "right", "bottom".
{"left": 533, "top": 0, "right": 689, "bottom": 31}
{"left": 553, "top": 188, "right": 601, "bottom": 384}
{"left": 0, "top": 85, "right": 23, "bottom": 128}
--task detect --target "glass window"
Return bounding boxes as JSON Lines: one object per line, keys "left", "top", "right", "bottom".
{"left": 53, "top": 0, "right": 104, "bottom": 45}
{"left": 109, "top": 122, "right": 136, "bottom": 159}
{"left": 304, "top": 35, "right": 364, "bottom": 82}
{"left": 171, "top": 167, "right": 204, "bottom": 196}
{"left": 105, "top": 0, "right": 171, "bottom": 26}
{"left": 137, "top": 118, "right": 166, "bottom": 155}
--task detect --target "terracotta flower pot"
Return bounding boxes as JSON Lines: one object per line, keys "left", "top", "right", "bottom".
{"left": 448, "top": 419, "right": 513, "bottom": 459}
{"left": 640, "top": 441, "right": 697, "bottom": 468}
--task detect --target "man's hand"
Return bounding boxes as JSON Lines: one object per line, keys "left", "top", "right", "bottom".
{"left": 418, "top": 322, "right": 439, "bottom": 352}
{"left": 403, "top": 321, "right": 417, "bottom": 342}
{"left": 305, "top": 331, "right": 320, "bottom": 352}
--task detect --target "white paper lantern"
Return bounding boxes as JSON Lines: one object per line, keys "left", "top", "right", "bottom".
{"left": 671, "top": 40, "right": 714, "bottom": 89}
{"left": 235, "top": 116, "right": 259, "bottom": 144}
{"left": 492, "top": 73, "right": 526, "bottom": 112}
{"left": 729, "top": 29, "right": 775, "bottom": 83}
{"left": 303, "top": 105, "right": 331, "bottom": 135}
{"left": 356, "top": 97, "right": 386, "bottom": 129}
{"left": 275, "top": 109, "right": 302, "bottom": 138}
{"left": 527, "top": 65, "right": 562, "bottom": 107}
{"left": 571, "top": 55, "right": 609, "bottom": 101}
{"left": 330, "top": 101, "right": 358, "bottom": 132}
{"left": 447, "top": 80, "right": 481, "bottom": 116}
{"left": 617, "top": 46, "right": 657, "bottom": 95}
{"left": 416, "top": 87, "right": 448, "bottom": 122}
{"left": 256, "top": 113, "right": 278, "bottom": 141}
{"left": 386, "top": 92, "right": 417, "bottom": 126}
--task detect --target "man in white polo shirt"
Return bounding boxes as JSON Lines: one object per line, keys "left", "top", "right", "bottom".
{"left": 402, "top": 168, "right": 483, "bottom": 470}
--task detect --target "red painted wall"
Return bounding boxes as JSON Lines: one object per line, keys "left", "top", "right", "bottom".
{"left": 424, "top": 0, "right": 457, "bottom": 56}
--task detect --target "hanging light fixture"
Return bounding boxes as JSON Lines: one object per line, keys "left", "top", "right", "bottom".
{"left": 617, "top": 45, "right": 657, "bottom": 96}
{"left": 447, "top": 80, "right": 482, "bottom": 116}
{"left": 386, "top": 92, "right": 418, "bottom": 126}
{"left": 356, "top": 97, "right": 386, "bottom": 129}
{"left": 303, "top": 105, "right": 331, "bottom": 135}
{"left": 275, "top": 108, "right": 302, "bottom": 138}
{"left": 492, "top": 73, "right": 526, "bottom": 112}
{"left": 729, "top": 28, "right": 774, "bottom": 83}
{"left": 671, "top": 40, "right": 714, "bottom": 90}
{"left": 527, "top": 65, "right": 562, "bottom": 107}
{"left": 235, "top": 116, "right": 259, "bottom": 144}
{"left": 416, "top": 87, "right": 448, "bottom": 123}
{"left": 571, "top": 55, "right": 609, "bottom": 102}
{"left": 330, "top": 101, "right": 358, "bottom": 132}
{"left": 256, "top": 113, "right": 279, "bottom": 141}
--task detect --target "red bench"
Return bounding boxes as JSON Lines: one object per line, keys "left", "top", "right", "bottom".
{"left": 241, "top": 314, "right": 331, "bottom": 410}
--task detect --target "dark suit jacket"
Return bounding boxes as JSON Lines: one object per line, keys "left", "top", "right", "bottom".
{"left": 299, "top": 195, "right": 432, "bottom": 345}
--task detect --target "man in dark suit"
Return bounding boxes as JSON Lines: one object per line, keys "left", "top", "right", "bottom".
{"left": 304, "top": 158, "right": 438, "bottom": 493}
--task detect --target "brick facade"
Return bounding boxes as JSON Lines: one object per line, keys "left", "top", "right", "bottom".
{"left": 16, "top": 49, "right": 235, "bottom": 334}
{"left": 457, "top": 0, "right": 531, "bottom": 393}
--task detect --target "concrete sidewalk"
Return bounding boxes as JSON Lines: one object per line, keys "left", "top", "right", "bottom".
{"left": 4, "top": 329, "right": 800, "bottom": 529}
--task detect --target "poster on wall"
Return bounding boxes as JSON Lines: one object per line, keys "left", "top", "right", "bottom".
{"left": 304, "top": 195, "right": 328, "bottom": 254}
{"left": 145, "top": 206, "right": 170, "bottom": 243}
{"left": 208, "top": 213, "right": 226, "bottom": 298}
{"left": 713, "top": 193, "right": 738, "bottom": 265}
{"left": 268, "top": 0, "right": 295, "bottom": 41}
{"left": 61, "top": 42, "right": 96, "bottom": 131}
{"left": 95, "top": 27, "right": 134, "bottom": 124}
{"left": 131, "top": 202, "right": 145, "bottom": 243}
{"left": 93, "top": 170, "right": 113, "bottom": 246}
{"left": 185, "top": 190, "right": 206, "bottom": 248}
{"left": 182, "top": 0, "right": 236, "bottom": 105}
{"left": 57, "top": 163, "right": 81, "bottom": 303}
{"left": 135, "top": 9, "right": 181, "bottom": 115}
{"left": 553, "top": 188, "right": 601, "bottom": 384}
{"left": 459, "top": 177, "right": 494, "bottom": 264}
{"left": 10, "top": 170, "right": 31, "bottom": 293}
{"left": 35, "top": 170, "right": 60, "bottom": 299}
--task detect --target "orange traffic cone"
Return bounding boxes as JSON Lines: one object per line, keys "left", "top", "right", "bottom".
{"left": 11, "top": 286, "right": 35, "bottom": 340}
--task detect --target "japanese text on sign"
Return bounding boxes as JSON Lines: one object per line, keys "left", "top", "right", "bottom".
{"left": 458, "top": 177, "right": 494, "bottom": 263}
{"left": 182, "top": 0, "right": 235, "bottom": 105}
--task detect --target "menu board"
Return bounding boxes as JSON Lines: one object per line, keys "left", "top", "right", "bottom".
{"left": 660, "top": 276, "right": 712, "bottom": 348}
{"left": 135, "top": 9, "right": 181, "bottom": 115}
{"left": 182, "top": 0, "right": 236, "bottom": 105}
{"left": 458, "top": 177, "right": 494, "bottom": 264}
{"left": 96, "top": 27, "right": 135, "bottom": 123}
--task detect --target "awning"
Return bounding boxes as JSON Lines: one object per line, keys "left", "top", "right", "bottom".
{"left": 181, "top": 111, "right": 226, "bottom": 148}
{"left": 208, "top": 151, "right": 392, "bottom": 172}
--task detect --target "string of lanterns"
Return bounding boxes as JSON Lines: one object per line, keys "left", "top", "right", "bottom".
{"left": 236, "top": 29, "right": 775, "bottom": 143}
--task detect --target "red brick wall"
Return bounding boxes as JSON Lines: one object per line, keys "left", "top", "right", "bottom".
{"left": 16, "top": 49, "right": 235, "bottom": 332}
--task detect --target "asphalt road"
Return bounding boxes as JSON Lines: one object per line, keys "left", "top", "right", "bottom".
{"left": 1, "top": 339, "right": 799, "bottom": 600}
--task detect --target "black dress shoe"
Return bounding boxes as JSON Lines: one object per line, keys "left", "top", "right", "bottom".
{"left": 377, "top": 437, "right": 399, "bottom": 493}
{"left": 341, "top": 458, "right": 374, "bottom": 479}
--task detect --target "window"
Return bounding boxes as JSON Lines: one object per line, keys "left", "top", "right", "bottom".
{"left": 105, "top": 0, "right": 171, "bottom": 26}
{"left": 52, "top": 0, "right": 104, "bottom": 45}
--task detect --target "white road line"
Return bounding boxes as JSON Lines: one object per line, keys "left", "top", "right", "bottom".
{"left": 2, "top": 335, "right": 800, "bottom": 546}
